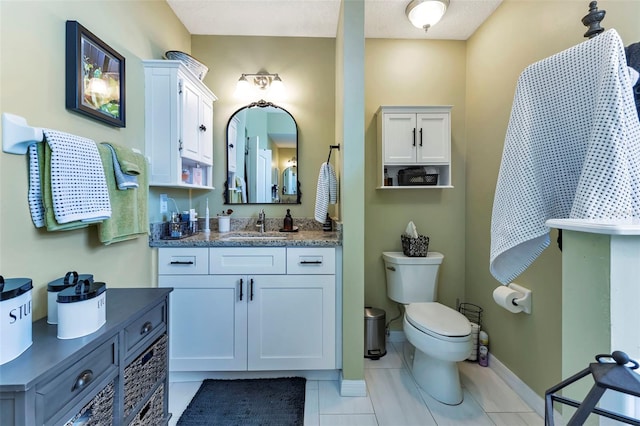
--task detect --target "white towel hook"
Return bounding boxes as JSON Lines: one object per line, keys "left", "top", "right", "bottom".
{"left": 2, "top": 113, "right": 44, "bottom": 154}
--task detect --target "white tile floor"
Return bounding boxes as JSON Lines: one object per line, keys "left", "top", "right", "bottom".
{"left": 168, "top": 341, "right": 543, "bottom": 426}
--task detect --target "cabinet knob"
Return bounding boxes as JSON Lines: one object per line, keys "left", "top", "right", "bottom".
{"left": 239, "top": 278, "right": 244, "bottom": 301}
{"left": 199, "top": 124, "right": 207, "bottom": 132}
{"left": 140, "top": 321, "right": 153, "bottom": 335}
{"left": 412, "top": 128, "right": 416, "bottom": 146}
{"left": 250, "top": 278, "right": 254, "bottom": 301}
{"left": 72, "top": 369, "right": 94, "bottom": 391}
{"left": 419, "top": 128, "right": 423, "bottom": 147}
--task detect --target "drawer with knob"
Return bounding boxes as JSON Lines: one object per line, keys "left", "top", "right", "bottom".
{"left": 35, "top": 337, "right": 117, "bottom": 424}
{"left": 286, "top": 247, "right": 336, "bottom": 275}
{"left": 124, "top": 302, "right": 167, "bottom": 359}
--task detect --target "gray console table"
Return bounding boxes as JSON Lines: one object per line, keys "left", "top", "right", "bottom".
{"left": 0, "top": 288, "right": 172, "bottom": 426}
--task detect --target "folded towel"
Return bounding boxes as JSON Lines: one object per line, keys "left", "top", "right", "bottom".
{"left": 97, "top": 144, "right": 149, "bottom": 245}
{"left": 490, "top": 29, "right": 640, "bottom": 284}
{"left": 28, "top": 144, "right": 45, "bottom": 228}
{"left": 314, "top": 162, "right": 338, "bottom": 223}
{"left": 38, "top": 142, "right": 91, "bottom": 231}
{"left": 101, "top": 142, "right": 139, "bottom": 190}
{"left": 43, "top": 129, "right": 111, "bottom": 224}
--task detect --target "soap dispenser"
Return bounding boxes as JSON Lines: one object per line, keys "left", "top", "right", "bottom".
{"left": 283, "top": 209, "right": 293, "bottom": 231}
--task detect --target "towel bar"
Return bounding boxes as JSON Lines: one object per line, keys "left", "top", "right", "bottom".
{"left": 2, "top": 113, "right": 43, "bottom": 154}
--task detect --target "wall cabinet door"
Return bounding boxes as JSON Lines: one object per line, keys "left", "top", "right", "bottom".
{"left": 180, "top": 80, "right": 213, "bottom": 165}
{"left": 416, "top": 112, "right": 450, "bottom": 163}
{"left": 159, "top": 275, "right": 247, "bottom": 371}
{"left": 382, "top": 113, "right": 417, "bottom": 164}
{"left": 247, "top": 275, "right": 335, "bottom": 370}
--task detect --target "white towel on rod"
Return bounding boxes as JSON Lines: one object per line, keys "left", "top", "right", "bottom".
{"left": 490, "top": 29, "right": 640, "bottom": 284}
{"left": 44, "top": 129, "right": 111, "bottom": 224}
{"left": 315, "top": 162, "right": 338, "bottom": 223}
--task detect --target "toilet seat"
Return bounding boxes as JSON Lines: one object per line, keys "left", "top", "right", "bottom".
{"left": 406, "top": 303, "right": 471, "bottom": 342}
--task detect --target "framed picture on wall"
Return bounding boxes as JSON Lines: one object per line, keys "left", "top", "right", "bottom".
{"left": 65, "top": 20, "right": 126, "bottom": 127}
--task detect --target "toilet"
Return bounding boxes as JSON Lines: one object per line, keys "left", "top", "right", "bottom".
{"left": 382, "top": 251, "right": 472, "bottom": 405}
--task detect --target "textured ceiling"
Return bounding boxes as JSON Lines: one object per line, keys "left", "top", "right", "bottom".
{"left": 167, "top": 0, "right": 503, "bottom": 40}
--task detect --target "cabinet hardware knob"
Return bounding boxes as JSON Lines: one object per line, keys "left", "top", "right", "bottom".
{"left": 419, "top": 128, "right": 423, "bottom": 147}
{"left": 239, "top": 278, "right": 244, "bottom": 301}
{"left": 412, "top": 128, "right": 416, "bottom": 147}
{"left": 170, "top": 261, "right": 194, "bottom": 265}
{"left": 199, "top": 124, "right": 207, "bottom": 131}
{"left": 72, "top": 370, "right": 93, "bottom": 391}
{"left": 140, "top": 321, "right": 153, "bottom": 335}
{"left": 250, "top": 278, "right": 254, "bottom": 301}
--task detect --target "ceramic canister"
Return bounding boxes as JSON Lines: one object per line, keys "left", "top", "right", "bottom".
{"left": 57, "top": 280, "right": 106, "bottom": 339}
{"left": 0, "top": 276, "right": 33, "bottom": 365}
{"left": 47, "top": 271, "right": 94, "bottom": 324}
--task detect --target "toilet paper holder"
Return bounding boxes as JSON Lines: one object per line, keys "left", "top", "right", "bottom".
{"left": 494, "top": 283, "right": 532, "bottom": 314}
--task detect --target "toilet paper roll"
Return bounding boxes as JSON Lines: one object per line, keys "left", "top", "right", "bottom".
{"left": 493, "top": 286, "right": 524, "bottom": 313}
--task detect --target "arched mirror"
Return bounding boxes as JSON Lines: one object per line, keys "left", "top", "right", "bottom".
{"left": 225, "top": 100, "right": 300, "bottom": 204}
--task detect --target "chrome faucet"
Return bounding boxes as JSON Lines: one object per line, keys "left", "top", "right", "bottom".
{"left": 256, "top": 209, "right": 266, "bottom": 233}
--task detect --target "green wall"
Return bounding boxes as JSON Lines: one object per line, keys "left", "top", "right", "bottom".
{"left": 465, "top": 0, "right": 640, "bottom": 395}
{"left": 0, "top": 0, "right": 190, "bottom": 321}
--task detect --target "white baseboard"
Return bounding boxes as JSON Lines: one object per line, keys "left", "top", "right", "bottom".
{"left": 170, "top": 369, "right": 340, "bottom": 383}
{"left": 339, "top": 371, "right": 367, "bottom": 397}
{"left": 488, "top": 353, "right": 546, "bottom": 418}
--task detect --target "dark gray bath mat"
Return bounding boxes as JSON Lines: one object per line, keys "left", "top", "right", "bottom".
{"left": 177, "top": 377, "right": 306, "bottom": 426}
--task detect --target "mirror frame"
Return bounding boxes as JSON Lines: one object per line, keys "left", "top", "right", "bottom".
{"left": 224, "top": 100, "right": 300, "bottom": 205}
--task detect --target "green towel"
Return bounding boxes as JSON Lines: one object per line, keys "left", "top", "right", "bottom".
{"left": 39, "top": 142, "right": 90, "bottom": 231}
{"left": 97, "top": 144, "right": 148, "bottom": 245}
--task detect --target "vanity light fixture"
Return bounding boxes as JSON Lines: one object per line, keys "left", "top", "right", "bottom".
{"left": 234, "top": 71, "right": 285, "bottom": 98}
{"left": 405, "top": 0, "right": 449, "bottom": 32}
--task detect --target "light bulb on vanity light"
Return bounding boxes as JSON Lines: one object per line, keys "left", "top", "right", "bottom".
{"left": 234, "top": 74, "right": 251, "bottom": 98}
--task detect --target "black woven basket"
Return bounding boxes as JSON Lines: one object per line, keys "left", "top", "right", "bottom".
{"left": 401, "top": 234, "right": 429, "bottom": 257}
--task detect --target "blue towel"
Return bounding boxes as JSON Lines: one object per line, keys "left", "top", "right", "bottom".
{"left": 102, "top": 143, "right": 139, "bottom": 190}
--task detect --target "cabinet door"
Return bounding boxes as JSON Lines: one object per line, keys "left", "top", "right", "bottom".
{"left": 200, "top": 97, "right": 213, "bottom": 165}
{"left": 180, "top": 79, "right": 201, "bottom": 162}
{"left": 247, "top": 275, "right": 335, "bottom": 370}
{"left": 416, "top": 112, "right": 450, "bottom": 163}
{"left": 383, "top": 113, "right": 417, "bottom": 164}
{"left": 159, "top": 275, "right": 247, "bottom": 371}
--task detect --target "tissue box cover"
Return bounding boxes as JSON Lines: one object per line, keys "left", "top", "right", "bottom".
{"left": 401, "top": 235, "right": 429, "bottom": 257}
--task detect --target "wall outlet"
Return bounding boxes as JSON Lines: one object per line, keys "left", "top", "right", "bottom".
{"left": 160, "top": 194, "right": 168, "bottom": 214}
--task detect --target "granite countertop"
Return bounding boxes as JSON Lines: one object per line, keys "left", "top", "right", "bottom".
{"left": 149, "top": 217, "right": 342, "bottom": 248}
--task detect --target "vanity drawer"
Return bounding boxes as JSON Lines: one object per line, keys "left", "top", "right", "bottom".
{"left": 124, "top": 301, "right": 167, "bottom": 358}
{"left": 287, "top": 247, "right": 336, "bottom": 274}
{"left": 36, "top": 337, "right": 118, "bottom": 424}
{"left": 158, "top": 248, "right": 209, "bottom": 275}
{"left": 210, "top": 247, "right": 286, "bottom": 275}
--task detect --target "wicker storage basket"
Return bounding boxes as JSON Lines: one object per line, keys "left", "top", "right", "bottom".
{"left": 123, "top": 334, "right": 167, "bottom": 417}
{"left": 397, "top": 166, "right": 438, "bottom": 186}
{"left": 164, "top": 50, "right": 208, "bottom": 81}
{"left": 63, "top": 380, "right": 115, "bottom": 426}
{"left": 128, "top": 383, "right": 165, "bottom": 426}
{"left": 401, "top": 234, "right": 429, "bottom": 257}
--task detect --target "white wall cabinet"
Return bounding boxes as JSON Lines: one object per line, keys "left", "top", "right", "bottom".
{"left": 158, "top": 247, "right": 337, "bottom": 372}
{"left": 376, "top": 106, "right": 452, "bottom": 188}
{"left": 144, "top": 60, "right": 217, "bottom": 189}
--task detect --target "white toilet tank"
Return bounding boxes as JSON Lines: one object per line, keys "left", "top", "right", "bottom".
{"left": 382, "top": 252, "right": 444, "bottom": 304}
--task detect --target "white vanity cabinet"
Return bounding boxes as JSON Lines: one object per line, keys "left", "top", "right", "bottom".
{"left": 158, "top": 246, "right": 337, "bottom": 373}
{"left": 143, "top": 60, "right": 217, "bottom": 189}
{"left": 376, "top": 105, "right": 452, "bottom": 188}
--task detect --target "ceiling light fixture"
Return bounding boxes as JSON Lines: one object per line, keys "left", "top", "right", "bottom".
{"left": 405, "top": 0, "right": 450, "bottom": 32}
{"left": 234, "top": 71, "right": 285, "bottom": 99}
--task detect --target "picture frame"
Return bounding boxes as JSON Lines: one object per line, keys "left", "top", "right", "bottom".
{"left": 65, "top": 20, "right": 125, "bottom": 127}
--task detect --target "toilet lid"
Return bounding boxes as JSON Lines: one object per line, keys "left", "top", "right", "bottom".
{"left": 406, "top": 303, "right": 471, "bottom": 337}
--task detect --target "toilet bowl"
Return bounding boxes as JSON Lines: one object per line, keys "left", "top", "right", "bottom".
{"left": 404, "top": 303, "right": 472, "bottom": 405}
{"left": 382, "top": 251, "right": 472, "bottom": 405}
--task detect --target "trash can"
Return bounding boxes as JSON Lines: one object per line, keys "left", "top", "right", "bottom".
{"left": 364, "top": 307, "right": 386, "bottom": 360}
